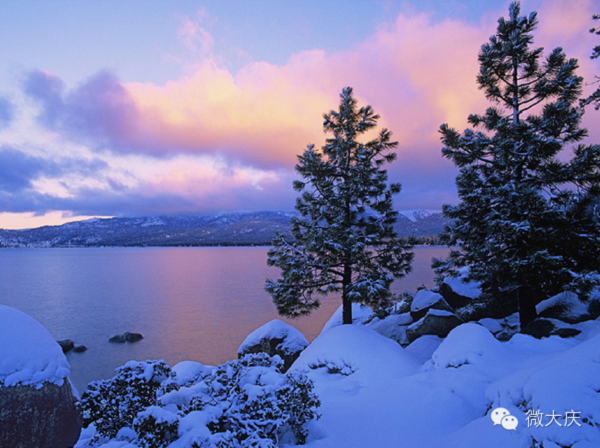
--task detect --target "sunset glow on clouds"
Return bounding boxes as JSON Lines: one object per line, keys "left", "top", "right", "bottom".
{"left": 1, "top": 0, "right": 599, "bottom": 229}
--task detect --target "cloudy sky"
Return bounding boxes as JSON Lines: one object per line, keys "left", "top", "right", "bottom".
{"left": 1, "top": 0, "right": 599, "bottom": 229}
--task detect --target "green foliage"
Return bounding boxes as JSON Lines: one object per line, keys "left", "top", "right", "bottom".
{"left": 583, "top": 13, "right": 600, "bottom": 109}
{"left": 266, "top": 87, "right": 413, "bottom": 324}
{"left": 79, "top": 354, "right": 320, "bottom": 448}
{"left": 435, "top": 2, "right": 600, "bottom": 328}
{"left": 80, "top": 360, "right": 172, "bottom": 442}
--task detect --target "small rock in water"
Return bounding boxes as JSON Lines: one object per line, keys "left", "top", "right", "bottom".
{"left": 109, "top": 332, "right": 143, "bottom": 343}
{"left": 109, "top": 334, "right": 127, "bottom": 343}
{"left": 73, "top": 345, "right": 88, "bottom": 353}
{"left": 57, "top": 339, "right": 74, "bottom": 353}
{"left": 125, "top": 332, "right": 143, "bottom": 342}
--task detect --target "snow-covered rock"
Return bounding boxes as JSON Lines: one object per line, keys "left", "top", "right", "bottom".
{"left": 410, "top": 289, "right": 453, "bottom": 320}
{"left": 0, "top": 305, "right": 70, "bottom": 388}
{"left": 439, "top": 267, "right": 481, "bottom": 309}
{"left": 522, "top": 317, "right": 582, "bottom": 339}
{"left": 238, "top": 319, "right": 309, "bottom": 371}
{"left": 406, "top": 309, "right": 463, "bottom": 343}
{"left": 367, "top": 312, "right": 413, "bottom": 346}
{"left": 0, "top": 305, "right": 81, "bottom": 447}
{"left": 536, "top": 291, "right": 590, "bottom": 324}
{"left": 292, "top": 325, "right": 420, "bottom": 383}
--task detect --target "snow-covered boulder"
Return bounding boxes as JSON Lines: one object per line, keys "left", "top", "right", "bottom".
{"left": 536, "top": 291, "right": 590, "bottom": 324}
{"left": 292, "top": 324, "right": 420, "bottom": 382}
{"left": 410, "top": 289, "right": 453, "bottom": 321}
{"left": 367, "top": 312, "right": 413, "bottom": 346}
{"left": 439, "top": 267, "right": 481, "bottom": 309}
{"left": 406, "top": 309, "right": 463, "bottom": 343}
{"left": 0, "top": 305, "right": 81, "bottom": 448}
{"left": 522, "top": 317, "right": 582, "bottom": 339}
{"left": 238, "top": 319, "right": 309, "bottom": 372}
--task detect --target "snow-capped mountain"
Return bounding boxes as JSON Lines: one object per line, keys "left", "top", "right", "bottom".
{"left": 0, "top": 210, "right": 449, "bottom": 248}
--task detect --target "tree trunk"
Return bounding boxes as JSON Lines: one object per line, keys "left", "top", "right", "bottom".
{"left": 517, "top": 286, "right": 537, "bottom": 329}
{"left": 342, "top": 264, "right": 353, "bottom": 324}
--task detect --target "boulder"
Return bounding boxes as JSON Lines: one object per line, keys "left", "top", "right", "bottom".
{"left": 0, "top": 305, "right": 81, "bottom": 448}
{"left": 438, "top": 282, "right": 472, "bottom": 310}
{"left": 522, "top": 318, "right": 582, "bottom": 339}
{"left": 57, "top": 339, "right": 74, "bottom": 353}
{"left": 109, "top": 334, "right": 127, "bottom": 343}
{"left": 406, "top": 309, "right": 463, "bottom": 343}
{"left": 536, "top": 292, "right": 590, "bottom": 324}
{"left": 73, "top": 345, "right": 88, "bottom": 353}
{"left": 109, "top": 332, "right": 143, "bottom": 343}
{"left": 238, "top": 320, "right": 309, "bottom": 372}
{"left": 0, "top": 381, "right": 81, "bottom": 448}
{"left": 410, "top": 290, "right": 453, "bottom": 321}
{"left": 125, "top": 331, "right": 143, "bottom": 343}
{"left": 439, "top": 268, "right": 481, "bottom": 309}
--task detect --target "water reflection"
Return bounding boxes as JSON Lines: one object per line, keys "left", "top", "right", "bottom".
{"left": 0, "top": 246, "right": 449, "bottom": 392}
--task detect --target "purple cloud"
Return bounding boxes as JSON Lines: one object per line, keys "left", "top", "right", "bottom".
{"left": 23, "top": 70, "right": 139, "bottom": 151}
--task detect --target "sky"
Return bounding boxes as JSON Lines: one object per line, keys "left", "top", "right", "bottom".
{"left": 1, "top": 0, "right": 599, "bottom": 230}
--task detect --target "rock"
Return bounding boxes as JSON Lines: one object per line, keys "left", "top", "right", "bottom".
{"left": 0, "top": 305, "right": 81, "bottom": 448}
{"left": 439, "top": 268, "right": 481, "bottom": 309}
{"left": 57, "top": 339, "right": 74, "bottom": 353}
{"left": 109, "top": 332, "right": 143, "bottom": 343}
{"left": 367, "top": 313, "right": 413, "bottom": 346}
{"left": 522, "top": 318, "right": 556, "bottom": 339}
{"left": 522, "top": 318, "right": 581, "bottom": 339}
{"left": 125, "top": 332, "right": 143, "bottom": 343}
{"left": 73, "top": 345, "right": 88, "bottom": 353}
{"left": 552, "top": 327, "right": 581, "bottom": 338}
{"left": 536, "top": 292, "right": 590, "bottom": 324}
{"left": 109, "top": 334, "right": 127, "bottom": 343}
{"left": 438, "top": 282, "right": 472, "bottom": 309}
{"left": 410, "top": 290, "right": 453, "bottom": 321}
{"left": 238, "top": 320, "right": 309, "bottom": 372}
{"left": 0, "top": 381, "right": 81, "bottom": 448}
{"left": 406, "top": 309, "right": 463, "bottom": 343}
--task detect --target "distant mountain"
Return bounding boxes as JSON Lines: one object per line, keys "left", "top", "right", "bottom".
{"left": 0, "top": 210, "right": 450, "bottom": 248}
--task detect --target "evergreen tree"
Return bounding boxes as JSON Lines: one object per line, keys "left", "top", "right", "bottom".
{"left": 434, "top": 2, "right": 600, "bottom": 329}
{"left": 583, "top": 13, "right": 600, "bottom": 109}
{"left": 266, "top": 87, "right": 413, "bottom": 325}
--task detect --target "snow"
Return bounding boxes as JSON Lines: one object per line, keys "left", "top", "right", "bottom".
{"left": 74, "top": 305, "right": 600, "bottom": 448}
{"left": 238, "top": 319, "right": 308, "bottom": 354}
{"left": 536, "top": 291, "right": 589, "bottom": 321}
{"left": 443, "top": 266, "right": 482, "bottom": 299}
{"left": 397, "top": 209, "right": 440, "bottom": 222}
{"left": 171, "top": 361, "right": 213, "bottom": 386}
{"left": 411, "top": 289, "right": 444, "bottom": 313}
{"left": 320, "top": 303, "right": 374, "bottom": 334}
{"left": 0, "top": 305, "right": 70, "bottom": 388}
{"left": 289, "top": 319, "right": 600, "bottom": 448}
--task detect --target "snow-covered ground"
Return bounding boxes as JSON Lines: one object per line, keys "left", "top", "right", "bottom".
{"left": 3, "top": 301, "right": 599, "bottom": 448}
{"left": 291, "top": 319, "right": 600, "bottom": 448}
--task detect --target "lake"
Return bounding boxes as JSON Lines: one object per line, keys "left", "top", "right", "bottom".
{"left": 0, "top": 246, "right": 449, "bottom": 392}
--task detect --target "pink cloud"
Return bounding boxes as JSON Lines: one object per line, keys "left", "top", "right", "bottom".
{"left": 21, "top": 1, "right": 600, "bottom": 214}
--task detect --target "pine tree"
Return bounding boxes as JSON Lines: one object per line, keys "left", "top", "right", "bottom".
{"left": 265, "top": 87, "right": 413, "bottom": 325}
{"left": 434, "top": 2, "right": 600, "bottom": 329}
{"left": 583, "top": 13, "right": 600, "bottom": 109}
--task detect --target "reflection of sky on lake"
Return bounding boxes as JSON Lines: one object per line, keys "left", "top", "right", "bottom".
{"left": 0, "top": 246, "right": 448, "bottom": 392}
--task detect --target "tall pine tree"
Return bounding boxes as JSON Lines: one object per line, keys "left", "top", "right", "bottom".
{"left": 583, "top": 13, "right": 600, "bottom": 109}
{"left": 434, "top": 2, "right": 600, "bottom": 329}
{"left": 266, "top": 87, "right": 413, "bottom": 325}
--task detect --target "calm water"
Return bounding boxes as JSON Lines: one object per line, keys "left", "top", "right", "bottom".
{"left": 0, "top": 246, "right": 449, "bottom": 392}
